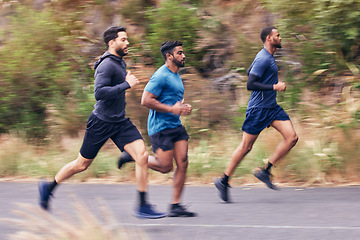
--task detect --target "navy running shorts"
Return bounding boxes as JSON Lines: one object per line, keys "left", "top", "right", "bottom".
{"left": 80, "top": 113, "right": 143, "bottom": 159}
{"left": 149, "top": 125, "right": 189, "bottom": 152}
{"left": 241, "top": 105, "right": 290, "bottom": 135}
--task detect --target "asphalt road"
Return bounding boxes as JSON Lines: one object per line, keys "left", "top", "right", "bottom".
{"left": 0, "top": 182, "right": 359, "bottom": 240}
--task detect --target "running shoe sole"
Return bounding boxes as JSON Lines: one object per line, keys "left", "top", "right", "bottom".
{"left": 134, "top": 212, "right": 166, "bottom": 219}
{"left": 38, "top": 179, "right": 51, "bottom": 210}
{"left": 253, "top": 170, "right": 278, "bottom": 190}
{"left": 214, "top": 178, "right": 231, "bottom": 203}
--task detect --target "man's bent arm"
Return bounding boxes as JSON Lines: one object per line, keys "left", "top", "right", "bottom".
{"left": 95, "top": 82, "right": 130, "bottom": 100}
{"left": 141, "top": 90, "right": 187, "bottom": 115}
{"left": 247, "top": 74, "right": 274, "bottom": 91}
{"left": 94, "top": 67, "right": 130, "bottom": 100}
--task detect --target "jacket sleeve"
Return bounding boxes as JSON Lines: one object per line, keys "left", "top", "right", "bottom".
{"left": 94, "top": 64, "right": 130, "bottom": 101}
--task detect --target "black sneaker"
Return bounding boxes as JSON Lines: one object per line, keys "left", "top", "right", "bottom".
{"left": 168, "top": 204, "right": 196, "bottom": 217}
{"left": 117, "top": 151, "right": 135, "bottom": 169}
{"left": 214, "top": 178, "right": 231, "bottom": 203}
{"left": 38, "top": 179, "right": 53, "bottom": 210}
{"left": 253, "top": 168, "right": 278, "bottom": 190}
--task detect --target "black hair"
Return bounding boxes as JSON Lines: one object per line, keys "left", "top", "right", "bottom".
{"left": 103, "top": 26, "right": 126, "bottom": 47}
{"left": 160, "top": 41, "right": 183, "bottom": 60}
{"left": 260, "top": 26, "right": 277, "bottom": 43}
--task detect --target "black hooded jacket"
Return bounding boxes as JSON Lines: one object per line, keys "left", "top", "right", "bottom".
{"left": 92, "top": 51, "right": 131, "bottom": 122}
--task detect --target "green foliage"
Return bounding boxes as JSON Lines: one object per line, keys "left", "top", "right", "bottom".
{"left": 313, "top": 0, "right": 360, "bottom": 62}
{"left": 276, "top": 67, "right": 304, "bottom": 110}
{"left": 0, "top": 4, "right": 93, "bottom": 139}
{"left": 261, "top": 0, "right": 360, "bottom": 82}
{"left": 145, "top": 0, "right": 202, "bottom": 67}
{"left": 120, "top": 0, "right": 154, "bottom": 24}
{"left": 231, "top": 105, "right": 247, "bottom": 132}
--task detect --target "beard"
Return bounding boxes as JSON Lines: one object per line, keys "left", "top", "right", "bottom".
{"left": 173, "top": 58, "right": 185, "bottom": 68}
{"left": 274, "top": 43, "right": 282, "bottom": 49}
{"left": 116, "top": 47, "right": 127, "bottom": 57}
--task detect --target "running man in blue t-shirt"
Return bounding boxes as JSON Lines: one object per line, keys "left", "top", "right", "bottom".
{"left": 141, "top": 41, "right": 196, "bottom": 217}
{"left": 214, "top": 27, "right": 299, "bottom": 202}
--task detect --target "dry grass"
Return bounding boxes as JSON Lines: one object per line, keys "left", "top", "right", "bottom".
{"left": 1, "top": 196, "right": 148, "bottom": 240}
{"left": 0, "top": 119, "right": 359, "bottom": 187}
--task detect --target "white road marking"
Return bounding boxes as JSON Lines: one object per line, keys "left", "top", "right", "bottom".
{"left": 122, "top": 223, "right": 360, "bottom": 230}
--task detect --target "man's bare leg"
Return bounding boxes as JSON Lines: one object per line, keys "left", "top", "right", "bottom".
{"left": 55, "top": 154, "right": 93, "bottom": 184}
{"left": 214, "top": 132, "right": 258, "bottom": 202}
{"left": 224, "top": 132, "right": 259, "bottom": 177}
{"left": 148, "top": 150, "right": 174, "bottom": 173}
{"left": 268, "top": 120, "right": 298, "bottom": 165}
{"left": 172, "top": 140, "right": 188, "bottom": 204}
{"left": 253, "top": 120, "right": 298, "bottom": 189}
{"left": 169, "top": 140, "right": 195, "bottom": 217}
{"left": 124, "top": 139, "right": 149, "bottom": 192}
{"left": 123, "top": 139, "right": 166, "bottom": 218}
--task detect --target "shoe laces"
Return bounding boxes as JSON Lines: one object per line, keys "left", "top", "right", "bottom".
{"left": 144, "top": 203, "right": 158, "bottom": 209}
{"left": 258, "top": 167, "right": 273, "bottom": 177}
{"left": 45, "top": 192, "right": 54, "bottom": 202}
{"left": 175, "top": 203, "right": 191, "bottom": 210}
{"left": 222, "top": 181, "right": 231, "bottom": 188}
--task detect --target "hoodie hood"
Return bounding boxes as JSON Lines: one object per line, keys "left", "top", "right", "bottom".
{"left": 94, "top": 51, "right": 123, "bottom": 70}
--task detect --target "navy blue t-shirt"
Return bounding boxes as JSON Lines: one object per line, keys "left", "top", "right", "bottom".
{"left": 247, "top": 48, "right": 278, "bottom": 109}
{"left": 144, "top": 65, "right": 184, "bottom": 136}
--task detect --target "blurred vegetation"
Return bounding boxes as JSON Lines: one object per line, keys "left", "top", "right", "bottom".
{"left": 146, "top": 0, "right": 202, "bottom": 68}
{"left": 3, "top": 199, "right": 148, "bottom": 239}
{"left": 261, "top": 0, "right": 360, "bottom": 78}
{"left": 0, "top": 0, "right": 359, "bottom": 185}
{"left": 0, "top": 3, "right": 94, "bottom": 139}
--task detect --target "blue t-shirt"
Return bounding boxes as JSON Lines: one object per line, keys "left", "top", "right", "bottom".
{"left": 247, "top": 48, "right": 278, "bottom": 109}
{"left": 144, "top": 65, "right": 184, "bottom": 136}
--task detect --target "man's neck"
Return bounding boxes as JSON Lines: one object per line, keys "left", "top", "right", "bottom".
{"left": 165, "top": 62, "right": 179, "bottom": 73}
{"left": 263, "top": 44, "right": 276, "bottom": 55}
{"left": 108, "top": 49, "right": 121, "bottom": 58}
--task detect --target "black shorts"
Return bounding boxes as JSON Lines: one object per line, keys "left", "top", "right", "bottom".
{"left": 80, "top": 113, "right": 143, "bottom": 159}
{"left": 149, "top": 125, "right": 189, "bottom": 153}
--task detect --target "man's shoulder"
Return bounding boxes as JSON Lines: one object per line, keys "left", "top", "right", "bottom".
{"left": 255, "top": 48, "right": 271, "bottom": 58}
{"left": 254, "top": 49, "right": 272, "bottom": 65}
{"left": 151, "top": 65, "right": 171, "bottom": 80}
{"left": 96, "top": 57, "right": 126, "bottom": 75}
{"left": 155, "top": 64, "right": 170, "bottom": 74}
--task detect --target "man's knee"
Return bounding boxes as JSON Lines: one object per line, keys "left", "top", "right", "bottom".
{"left": 76, "top": 156, "right": 93, "bottom": 172}
{"left": 240, "top": 142, "right": 253, "bottom": 154}
{"left": 288, "top": 135, "right": 299, "bottom": 147}
{"left": 176, "top": 156, "right": 188, "bottom": 171}
{"left": 159, "top": 163, "right": 173, "bottom": 173}
{"left": 133, "top": 151, "right": 149, "bottom": 165}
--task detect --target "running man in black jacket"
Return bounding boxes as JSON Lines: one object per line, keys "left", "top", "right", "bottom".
{"left": 38, "top": 26, "right": 165, "bottom": 219}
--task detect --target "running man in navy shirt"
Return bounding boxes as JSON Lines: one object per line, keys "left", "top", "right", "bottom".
{"left": 214, "top": 26, "right": 298, "bottom": 202}
{"left": 142, "top": 41, "right": 196, "bottom": 217}
{"left": 38, "top": 26, "right": 165, "bottom": 219}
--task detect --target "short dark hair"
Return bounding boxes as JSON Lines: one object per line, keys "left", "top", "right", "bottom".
{"left": 103, "top": 26, "right": 126, "bottom": 47}
{"left": 160, "top": 41, "right": 183, "bottom": 60}
{"left": 260, "top": 26, "right": 277, "bottom": 43}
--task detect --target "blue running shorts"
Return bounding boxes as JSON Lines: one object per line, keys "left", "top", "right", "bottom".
{"left": 149, "top": 125, "right": 189, "bottom": 152}
{"left": 241, "top": 105, "right": 290, "bottom": 135}
{"left": 80, "top": 113, "right": 143, "bottom": 159}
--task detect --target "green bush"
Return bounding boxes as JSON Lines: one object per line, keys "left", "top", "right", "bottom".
{"left": 261, "top": 0, "right": 360, "bottom": 80}
{"left": 120, "top": 0, "right": 154, "bottom": 24}
{"left": 145, "top": 0, "right": 202, "bottom": 68}
{"left": 0, "top": 4, "right": 93, "bottom": 139}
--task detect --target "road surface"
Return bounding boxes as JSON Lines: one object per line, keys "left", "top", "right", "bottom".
{"left": 0, "top": 182, "right": 359, "bottom": 239}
